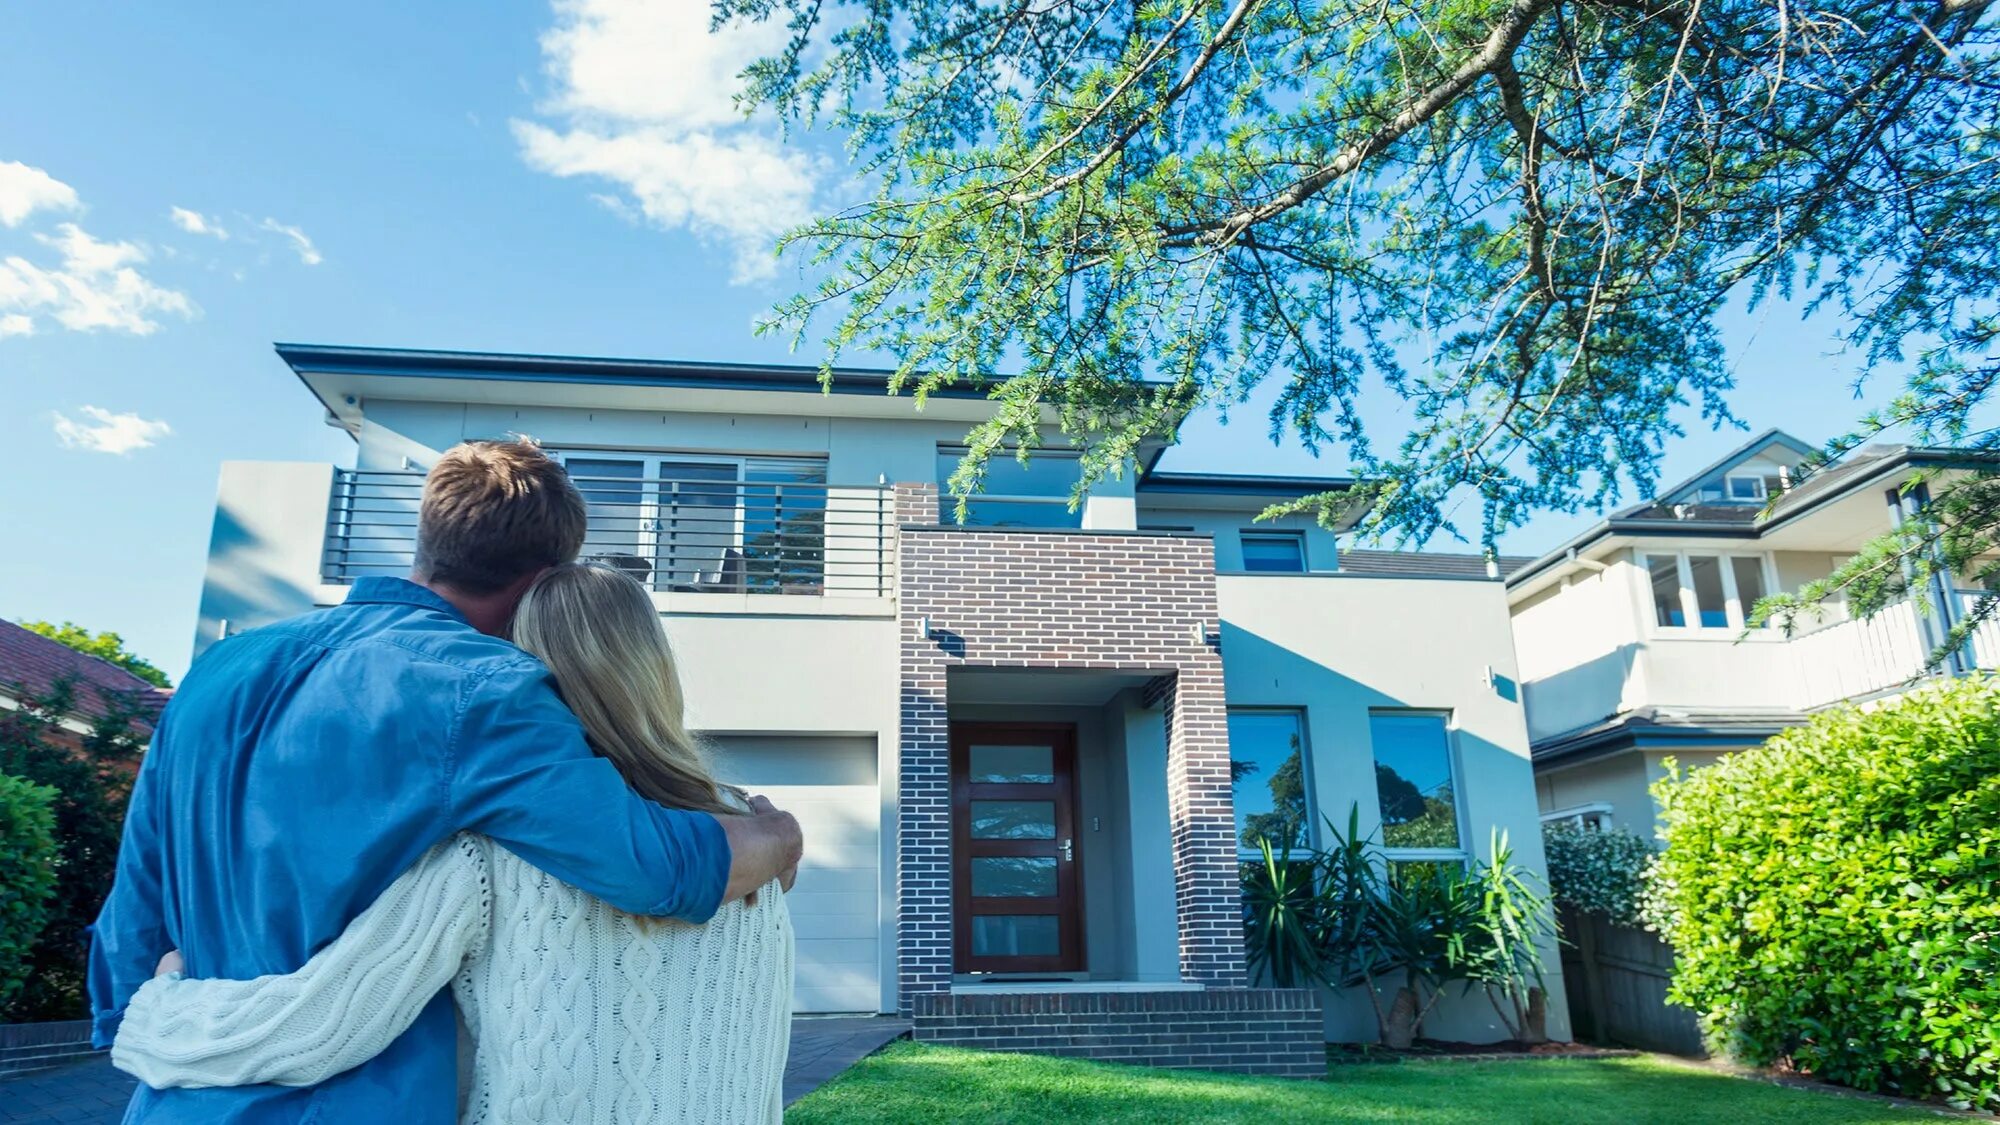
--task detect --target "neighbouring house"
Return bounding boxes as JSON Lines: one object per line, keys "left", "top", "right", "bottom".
{"left": 0, "top": 620, "right": 167, "bottom": 750}
{"left": 190, "top": 343, "right": 1568, "bottom": 1073}
{"left": 1508, "top": 428, "right": 2000, "bottom": 833}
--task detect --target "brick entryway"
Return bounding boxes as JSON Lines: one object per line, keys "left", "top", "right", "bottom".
{"left": 893, "top": 484, "right": 1324, "bottom": 1074}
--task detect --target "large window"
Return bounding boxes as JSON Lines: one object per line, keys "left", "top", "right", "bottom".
{"left": 1228, "top": 710, "right": 1311, "bottom": 857}
{"left": 558, "top": 452, "right": 828, "bottom": 592}
{"left": 1240, "top": 531, "right": 1306, "bottom": 573}
{"left": 937, "top": 447, "right": 1083, "bottom": 529}
{"left": 1368, "top": 712, "right": 1462, "bottom": 862}
{"left": 1642, "top": 551, "right": 1774, "bottom": 631}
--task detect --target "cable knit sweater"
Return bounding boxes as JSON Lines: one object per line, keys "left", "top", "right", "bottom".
{"left": 111, "top": 833, "right": 794, "bottom": 1123}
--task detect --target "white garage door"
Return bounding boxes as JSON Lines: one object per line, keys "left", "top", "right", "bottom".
{"left": 709, "top": 735, "right": 882, "bottom": 1013}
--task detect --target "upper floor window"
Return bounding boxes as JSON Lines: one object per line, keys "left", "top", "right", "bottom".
{"left": 555, "top": 451, "right": 829, "bottom": 593}
{"left": 1240, "top": 531, "right": 1306, "bottom": 573}
{"left": 937, "top": 446, "right": 1083, "bottom": 529}
{"left": 1368, "top": 712, "right": 1462, "bottom": 862}
{"left": 1643, "top": 551, "right": 1772, "bottom": 630}
{"left": 1228, "top": 709, "right": 1311, "bottom": 858}
{"left": 1724, "top": 469, "right": 1788, "bottom": 504}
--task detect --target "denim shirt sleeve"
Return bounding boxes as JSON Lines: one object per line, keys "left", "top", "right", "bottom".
{"left": 445, "top": 658, "right": 731, "bottom": 922}
{"left": 87, "top": 735, "right": 174, "bottom": 1047}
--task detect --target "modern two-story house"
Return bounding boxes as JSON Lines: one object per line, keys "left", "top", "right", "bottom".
{"left": 191, "top": 343, "right": 1569, "bottom": 1072}
{"left": 1508, "top": 429, "right": 2000, "bottom": 832}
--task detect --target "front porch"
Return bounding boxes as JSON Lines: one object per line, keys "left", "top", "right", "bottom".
{"left": 893, "top": 485, "right": 1323, "bottom": 1076}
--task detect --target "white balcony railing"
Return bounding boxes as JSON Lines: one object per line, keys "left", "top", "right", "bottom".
{"left": 323, "top": 469, "right": 895, "bottom": 597}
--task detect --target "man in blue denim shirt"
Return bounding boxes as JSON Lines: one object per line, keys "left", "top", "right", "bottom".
{"left": 88, "top": 440, "right": 803, "bottom": 1123}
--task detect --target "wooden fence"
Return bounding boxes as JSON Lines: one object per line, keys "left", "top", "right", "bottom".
{"left": 1558, "top": 909, "right": 1705, "bottom": 1056}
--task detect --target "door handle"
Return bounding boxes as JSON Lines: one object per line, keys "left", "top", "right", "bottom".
{"left": 1060, "top": 838, "right": 1074, "bottom": 863}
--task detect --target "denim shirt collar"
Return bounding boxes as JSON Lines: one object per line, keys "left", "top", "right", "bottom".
{"left": 345, "top": 576, "right": 469, "bottom": 624}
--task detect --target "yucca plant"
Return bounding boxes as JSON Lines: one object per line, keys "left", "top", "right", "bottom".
{"left": 1457, "top": 830, "right": 1555, "bottom": 1044}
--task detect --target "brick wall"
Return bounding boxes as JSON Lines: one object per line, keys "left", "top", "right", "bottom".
{"left": 911, "top": 989, "right": 1325, "bottom": 1078}
{"left": 895, "top": 482, "right": 1249, "bottom": 1012}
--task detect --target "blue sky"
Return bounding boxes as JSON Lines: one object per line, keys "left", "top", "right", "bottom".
{"left": 1, "top": 1, "right": 1906, "bottom": 682}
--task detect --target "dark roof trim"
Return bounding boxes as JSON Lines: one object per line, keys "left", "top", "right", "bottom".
{"left": 1533, "top": 717, "right": 1799, "bottom": 768}
{"left": 1137, "top": 471, "right": 1358, "bottom": 496}
{"left": 901, "top": 524, "right": 1211, "bottom": 539}
{"left": 1507, "top": 444, "right": 2000, "bottom": 591}
{"left": 275, "top": 342, "right": 1038, "bottom": 400}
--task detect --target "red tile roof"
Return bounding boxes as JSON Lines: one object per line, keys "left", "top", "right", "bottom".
{"left": 0, "top": 620, "right": 169, "bottom": 735}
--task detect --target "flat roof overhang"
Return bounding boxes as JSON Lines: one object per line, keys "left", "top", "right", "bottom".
{"left": 278, "top": 343, "right": 1185, "bottom": 436}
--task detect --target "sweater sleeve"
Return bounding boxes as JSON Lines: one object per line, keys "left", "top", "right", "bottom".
{"left": 110, "top": 834, "right": 492, "bottom": 1090}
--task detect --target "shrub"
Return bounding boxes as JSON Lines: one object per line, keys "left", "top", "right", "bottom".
{"left": 1541, "top": 822, "right": 1652, "bottom": 926}
{"left": 0, "top": 773, "right": 58, "bottom": 1010}
{"left": 1243, "top": 806, "right": 1555, "bottom": 1047}
{"left": 0, "top": 678, "right": 146, "bottom": 1020}
{"left": 1648, "top": 677, "right": 2000, "bottom": 1111}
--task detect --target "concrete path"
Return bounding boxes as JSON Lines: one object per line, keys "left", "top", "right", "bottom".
{"left": 0, "top": 1016, "right": 909, "bottom": 1123}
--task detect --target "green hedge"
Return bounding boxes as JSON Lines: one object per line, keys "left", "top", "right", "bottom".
{"left": 1541, "top": 822, "right": 1651, "bottom": 927}
{"left": 1649, "top": 677, "right": 2000, "bottom": 1111}
{"left": 0, "top": 773, "right": 59, "bottom": 1011}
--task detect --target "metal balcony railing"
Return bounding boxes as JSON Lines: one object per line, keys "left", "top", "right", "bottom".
{"left": 323, "top": 468, "right": 893, "bottom": 597}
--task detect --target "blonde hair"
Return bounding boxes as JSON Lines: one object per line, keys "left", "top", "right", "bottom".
{"left": 513, "top": 564, "right": 741, "bottom": 816}
{"left": 415, "top": 439, "right": 586, "bottom": 595}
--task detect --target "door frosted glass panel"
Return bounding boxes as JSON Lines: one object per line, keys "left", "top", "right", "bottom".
{"left": 656, "top": 461, "right": 740, "bottom": 589}
{"left": 968, "top": 745, "right": 1054, "bottom": 784}
{"left": 970, "top": 857, "right": 1058, "bottom": 897}
{"left": 568, "top": 459, "right": 647, "bottom": 567}
{"left": 1647, "top": 555, "right": 1686, "bottom": 627}
{"left": 970, "top": 800, "right": 1056, "bottom": 840}
{"left": 1687, "top": 554, "right": 1728, "bottom": 627}
{"left": 971, "top": 915, "right": 1060, "bottom": 957}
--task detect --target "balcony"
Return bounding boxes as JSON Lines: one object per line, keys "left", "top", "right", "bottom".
{"left": 322, "top": 468, "right": 895, "bottom": 600}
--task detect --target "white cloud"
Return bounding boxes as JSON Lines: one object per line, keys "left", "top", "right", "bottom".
{"left": 0, "top": 161, "right": 80, "bottom": 227}
{"left": 514, "top": 0, "right": 821, "bottom": 283}
{"left": 0, "top": 313, "right": 31, "bottom": 338}
{"left": 51, "top": 405, "right": 172, "bottom": 455}
{"left": 255, "top": 218, "right": 322, "bottom": 265}
{"left": 0, "top": 222, "right": 195, "bottom": 336}
{"left": 169, "top": 206, "right": 228, "bottom": 239}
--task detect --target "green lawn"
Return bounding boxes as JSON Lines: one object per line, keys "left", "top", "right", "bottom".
{"left": 786, "top": 1042, "right": 1935, "bottom": 1124}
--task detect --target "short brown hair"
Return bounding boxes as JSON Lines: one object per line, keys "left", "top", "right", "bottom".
{"left": 413, "top": 439, "right": 586, "bottom": 594}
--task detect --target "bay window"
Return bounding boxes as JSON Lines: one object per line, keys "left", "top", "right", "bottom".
{"left": 1642, "top": 551, "right": 1774, "bottom": 631}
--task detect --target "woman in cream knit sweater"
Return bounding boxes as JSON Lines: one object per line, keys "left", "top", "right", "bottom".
{"left": 110, "top": 564, "right": 795, "bottom": 1124}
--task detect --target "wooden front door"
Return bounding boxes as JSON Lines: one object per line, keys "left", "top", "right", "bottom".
{"left": 951, "top": 723, "right": 1084, "bottom": 973}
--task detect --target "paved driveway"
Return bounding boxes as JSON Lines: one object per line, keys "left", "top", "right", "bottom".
{"left": 0, "top": 1016, "right": 907, "bottom": 1123}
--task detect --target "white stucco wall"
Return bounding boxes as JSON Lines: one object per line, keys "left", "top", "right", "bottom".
{"left": 192, "top": 461, "right": 344, "bottom": 663}
{"left": 1512, "top": 558, "right": 1646, "bottom": 741}
{"left": 1537, "top": 748, "right": 1735, "bottom": 837}
{"left": 1216, "top": 573, "right": 1570, "bottom": 1043}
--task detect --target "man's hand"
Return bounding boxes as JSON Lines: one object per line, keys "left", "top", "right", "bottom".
{"left": 154, "top": 950, "right": 183, "bottom": 977}
{"left": 718, "top": 796, "right": 803, "bottom": 906}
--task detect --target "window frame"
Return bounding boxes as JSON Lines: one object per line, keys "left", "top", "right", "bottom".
{"left": 548, "top": 448, "right": 831, "bottom": 590}
{"left": 1724, "top": 472, "right": 1767, "bottom": 502}
{"left": 936, "top": 445, "right": 1084, "bottom": 529}
{"left": 1238, "top": 530, "right": 1308, "bottom": 574}
{"left": 1366, "top": 709, "right": 1468, "bottom": 866}
{"left": 1639, "top": 550, "right": 1778, "bottom": 634}
{"left": 1226, "top": 707, "right": 1316, "bottom": 862}
{"left": 1540, "top": 802, "right": 1614, "bottom": 832}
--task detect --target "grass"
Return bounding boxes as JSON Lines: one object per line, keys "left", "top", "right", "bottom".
{"left": 786, "top": 1041, "right": 1939, "bottom": 1124}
